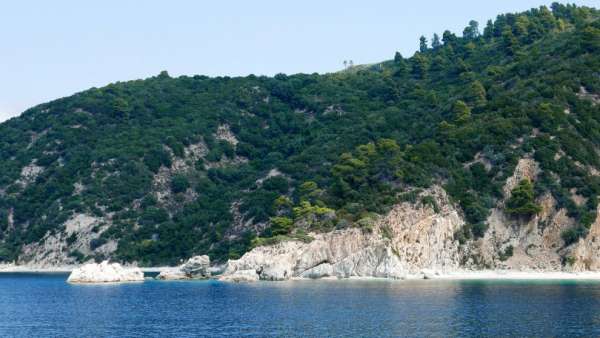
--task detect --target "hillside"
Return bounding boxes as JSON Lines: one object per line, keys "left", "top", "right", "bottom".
{"left": 1, "top": 3, "right": 599, "bottom": 268}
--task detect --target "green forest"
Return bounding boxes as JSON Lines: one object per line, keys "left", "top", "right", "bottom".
{"left": 0, "top": 3, "right": 599, "bottom": 265}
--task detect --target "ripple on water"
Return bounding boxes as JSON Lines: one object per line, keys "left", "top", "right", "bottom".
{"left": 1, "top": 274, "right": 600, "bottom": 337}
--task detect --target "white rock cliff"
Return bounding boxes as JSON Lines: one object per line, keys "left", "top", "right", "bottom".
{"left": 220, "top": 186, "right": 464, "bottom": 281}
{"left": 67, "top": 261, "right": 144, "bottom": 283}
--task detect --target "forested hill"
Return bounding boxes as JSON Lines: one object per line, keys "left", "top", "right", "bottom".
{"left": 0, "top": 4, "right": 599, "bottom": 266}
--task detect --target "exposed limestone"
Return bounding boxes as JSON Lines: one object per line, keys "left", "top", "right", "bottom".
{"left": 18, "top": 214, "right": 112, "bottom": 267}
{"left": 16, "top": 161, "right": 44, "bottom": 187}
{"left": 323, "top": 105, "right": 345, "bottom": 116}
{"left": 204, "top": 154, "right": 248, "bottom": 169}
{"left": 151, "top": 142, "right": 205, "bottom": 206}
{"left": 219, "top": 269, "right": 260, "bottom": 282}
{"left": 26, "top": 129, "right": 48, "bottom": 149}
{"left": 256, "top": 168, "right": 284, "bottom": 185}
{"left": 215, "top": 124, "right": 239, "bottom": 146}
{"left": 67, "top": 261, "right": 144, "bottom": 283}
{"left": 468, "top": 158, "right": 572, "bottom": 271}
{"left": 570, "top": 188, "right": 587, "bottom": 207}
{"left": 463, "top": 152, "right": 492, "bottom": 171}
{"left": 72, "top": 182, "right": 85, "bottom": 196}
{"left": 578, "top": 86, "right": 600, "bottom": 106}
{"left": 502, "top": 158, "right": 539, "bottom": 198}
{"left": 571, "top": 207, "right": 600, "bottom": 271}
{"left": 157, "top": 255, "right": 211, "bottom": 280}
{"left": 227, "top": 201, "right": 267, "bottom": 239}
{"left": 473, "top": 194, "right": 572, "bottom": 270}
{"left": 217, "top": 157, "right": 598, "bottom": 282}
{"left": 220, "top": 186, "right": 464, "bottom": 281}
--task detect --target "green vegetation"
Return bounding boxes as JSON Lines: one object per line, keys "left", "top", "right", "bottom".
{"left": 499, "top": 245, "right": 514, "bottom": 261}
{"left": 505, "top": 179, "right": 542, "bottom": 216}
{"left": 0, "top": 4, "right": 599, "bottom": 265}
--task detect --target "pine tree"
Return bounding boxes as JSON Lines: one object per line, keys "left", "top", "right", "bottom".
{"left": 506, "top": 179, "right": 541, "bottom": 216}
{"left": 463, "top": 20, "right": 480, "bottom": 40}
{"left": 411, "top": 53, "right": 429, "bottom": 79}
{"left": 419, "top": 36, "right": 428, "bottom": 52}
{"left": 483, "top": 20, "right": 494, "bottom": 41}
{"left": 393, "top": 52, "right": 407, "bottom": 77}
{"left": 432, "top": 33, "right": 442, "bottom": 49}
{"left": 394, "top": 51, "right": 403, "bottom": 63}
{"left": 468, "top": 81, "right": 487, "bottom": 106}
{"left": 453, "top": 100, "right": 471, "bottom": 123}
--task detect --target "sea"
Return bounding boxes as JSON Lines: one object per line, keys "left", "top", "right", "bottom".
{"left": 1, "top": 273, "right": 600, "bottom": 337}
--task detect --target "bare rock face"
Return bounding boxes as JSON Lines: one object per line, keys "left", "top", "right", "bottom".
{"left": 502, "top": 158, "right": 539, "bottom": 198}
{"left": 67, "top": 261, "right": 144, "bottom": 283}
{"left": 19, "top": 214, "right": 115, "bottom": 267}
{"left": 571, "top": 209, "right": 600, "bottom": 271}
{"left": 219, "top": 269, "right": 260, "bottom": 282}
{"left": 465, "top": 158, "right": 573, "bottom": 270}
{"left": 219, "top": 186, "right": 464, "bottom": 281}
{"left": 157, "top": 255, "right": 211, "bottom": 280}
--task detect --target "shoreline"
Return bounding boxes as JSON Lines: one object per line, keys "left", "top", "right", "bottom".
{"left": 4, "top": 265, "right": 600, "bottom": 281}
{"left": 423, "top": 270, "right": 600, "bottom": 281}
{"left": 0, "top": 264, "right": 167, "bottom": 273}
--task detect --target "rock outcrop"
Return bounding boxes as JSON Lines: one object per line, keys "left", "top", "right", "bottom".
{"left": 571, "top": 209, "right": 600, "bottom": 271}
{"left": 219, "top": 186, "right": 464, "bottom": 281}
{"left": 464, "top": 158, "right": 574, "bottom": 270}
{"left": 217, "top": 157, "right": 600, "bottom": 282}
{"left": 67, "top": 261, "right": 144, "bottom": 283}
{"left": 157, "top": 255, "right": 211, "bottom": 280}
{"left": 18, "top": 213, "right": 116, "bottom": 267}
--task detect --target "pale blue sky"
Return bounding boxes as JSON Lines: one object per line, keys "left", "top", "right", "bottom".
{"left": 1, "top": 0, "right": 598, "bottom": 121}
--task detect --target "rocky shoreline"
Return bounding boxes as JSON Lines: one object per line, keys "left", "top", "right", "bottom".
{"left": 5, "top": 264, "right": 600, "bottom": 282}
{"left": 6, "top": 261, "right": 600, "bottom": 283}
{"left": 8, "top": 183, "right": 600, "bottom": 283}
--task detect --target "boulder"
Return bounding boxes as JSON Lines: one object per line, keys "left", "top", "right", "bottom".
{"left": 156, "top": 255, "right": 210, "bottom": 280}
{"left": 67, "top": 261, "right": 144, "bottom": 283}
{"left": 155, "top": 267, "right": 188, "bottom": 280}
{"left": 181, "top": 255, "right": 210, "bottom": 277}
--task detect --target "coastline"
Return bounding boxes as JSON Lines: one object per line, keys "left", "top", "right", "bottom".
{"left": 0, "top": 264, "right": 168, "bottom": 273}
{"left": 4, "top": 264, "right": 600, "bottom": 281}
{"left": 290, "top": 271, "right": 600, "bottom": 281}
{"left": 425, "top": 270, "right": 600, "bottom": 281}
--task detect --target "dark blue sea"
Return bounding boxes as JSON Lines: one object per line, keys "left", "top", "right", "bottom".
{"left": 1, "top": 273, "right": 600, "bottom": 337}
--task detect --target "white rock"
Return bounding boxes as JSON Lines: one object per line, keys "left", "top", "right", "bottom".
{"left": 156, "top": 267, "right": 188, "bottom": 280}
{"left": 219, "top": 269, "right": 259, "bottom": 282}
{"left": 156, "top": 255, "right": 211, "bottom": 280}
{"left": 181, "top": 255, "right": 210, "bottom": 277}
{"left": 300, "top": 263, "right": 334, "bottom": 279}
{"left": 67, "top": 261, "right": 144, "bottom": 283}
{"left": 219, "top": 186, "right": 464, "bottom": 281}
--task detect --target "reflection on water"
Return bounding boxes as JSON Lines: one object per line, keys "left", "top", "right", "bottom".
{"left": 1, "top": 273, "right": 600, "bottom": 337}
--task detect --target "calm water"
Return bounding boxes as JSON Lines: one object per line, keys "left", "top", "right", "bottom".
{"left": 1, "top": 273, "right": 600, "bottom": 337}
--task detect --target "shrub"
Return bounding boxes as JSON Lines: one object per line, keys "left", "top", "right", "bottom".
{"left": 498, "top": 245, "right": 514, "bottom": 261}
{"left": 561, "top": 227, "right": 587, "bottom": 246}
{"left": 66, "top": 233, "right": 78, "bottom": 245}
{"left": 89, "top": 238, "right": 107, "bottom": 251}
{"left": 171, "top": 175, "right": 190, "bottom": 194}
{"left": 270, "top": 216, "right": 293, "bottom": 236}
{"left": 471, "top": 222, "right": 489, "bottom": 238}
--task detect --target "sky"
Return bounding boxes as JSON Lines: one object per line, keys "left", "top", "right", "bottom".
{"left": 1, "top": 0, "right": 598, "bottom": 122}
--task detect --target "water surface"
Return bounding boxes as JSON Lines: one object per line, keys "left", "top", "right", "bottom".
{"left": 1, "top": 273, "right": 600, "bottom": 337}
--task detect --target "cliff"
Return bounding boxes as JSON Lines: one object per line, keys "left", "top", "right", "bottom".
{"left": 219, "top": 159, "right": 600, "bottom": 280}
